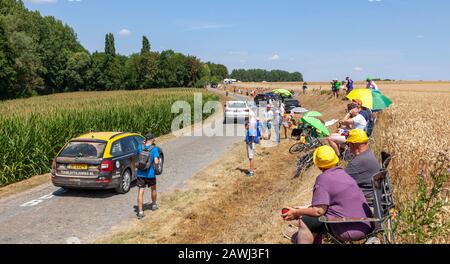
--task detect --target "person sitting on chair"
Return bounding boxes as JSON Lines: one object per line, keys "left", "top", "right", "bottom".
{"left": 327, "top": 103, "right": 367, "bottom": 156}
{"left": 352, "top": 99, "right": 375, "bottom": 137}
{"left": 345, "top": 129, "right": 381, "bottom": 206}
{"left": 282, "top": 146, "right": 373, "bottom": 244}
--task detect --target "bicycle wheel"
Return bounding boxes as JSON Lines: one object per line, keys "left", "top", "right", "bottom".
{"left": 294, "top": 152, "right": 314, "bottom": 178}
{"left": 289, "top": 143, "right": 306, "bottom": 154}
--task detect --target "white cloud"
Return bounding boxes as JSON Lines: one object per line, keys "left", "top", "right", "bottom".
{"left": 268, "top": 54, "right": 280, "bottom": 61}
{"left": 118, "top": 29, "right": 132, "bottom": 37}
{"left": 68, "top": 0, "right": 82, "bottom": 2}
{"left": 28, "top": 0, "right": 57, "bottom": 4}
{"left": 354, "top": 66, "right": 364, "bottom": 72}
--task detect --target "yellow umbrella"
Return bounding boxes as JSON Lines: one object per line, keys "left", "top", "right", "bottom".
{"left": 347, "top": 89, "right": 392, "bottom": 110}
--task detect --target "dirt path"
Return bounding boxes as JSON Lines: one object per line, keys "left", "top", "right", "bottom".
{"left": 0, "top": 91, "right": 247, "bottom": 244}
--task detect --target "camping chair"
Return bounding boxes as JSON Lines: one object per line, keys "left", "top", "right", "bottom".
{"left": 319, "top": 170, "right": 396, "bottom": 244}
{"left": 381, "top": 151, "right": 396, "bottom": 217}
{"left": 381, "top": 151, "right": 392, "bottom": 169}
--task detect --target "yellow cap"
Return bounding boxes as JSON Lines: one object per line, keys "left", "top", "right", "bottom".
{"left": 346, "top": 129, "right": 369, "bottom": 144}
{"left": 313, "top": 146, "right": 340, "bottom": 169}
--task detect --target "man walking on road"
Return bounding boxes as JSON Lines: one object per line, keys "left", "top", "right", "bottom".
{"left": 136, "top": 133, "right": 160, "bottom": 219}
{"left": 274, "top": 103, "right": 283, "bottom": 144}
{"left": 263, "top": 105, "right": 274, "bottom": 140}
{"left": 245, "top": 120, "right": 258, "bottom": 177}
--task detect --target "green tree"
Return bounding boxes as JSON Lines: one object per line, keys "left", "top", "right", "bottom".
{"left": 86, "top": 52, "right": 107, "bottom": 90}
{"left": 65, "top": 51, "right": 91, "bottom": 91}
{"left": 103, "top": 55, "right": 127, "bottom": 90}
{"left": 230, "top": 68, "right": 303, "bottom": 82}
{"left": 0, "top": 19, "right": 16, "bottom": 99}
{"left": 206, "top": 62, "right": 228, "bottom": 80}
{"left": 125, "top": 52, "right": 159, "bottom": 89}
{"left": 141, "top": 36, "right": 151, "bottom": 54}
{"left": 105, "top": 33, "right": 116, "bottom": 56}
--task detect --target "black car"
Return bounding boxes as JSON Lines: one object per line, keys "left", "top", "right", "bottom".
{"left": 254, "top": 94, "right": 267, "bottom": 106}
{"left": 283, "top": 99, "right": 301, "bottom": 112}
{"left": 265, "top": 92, "right": 283, "bottom": 102}
{"left": 51, "top": 132, "right": 164, "bottom": 194}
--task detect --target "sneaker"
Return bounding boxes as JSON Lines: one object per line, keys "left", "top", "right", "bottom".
{"left": 150, "top": 203, "right": 159, "bottom": 211}
{"left": 246, "top": 171, "right": 254, "bottom": 177}
{"left": 366, "top": 236, "right": 381, "bottom": 244}
{"left": 137, "top": 211, "right": 145, "bottom": 219}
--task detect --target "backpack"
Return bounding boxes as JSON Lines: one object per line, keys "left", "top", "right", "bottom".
{"left": 137, "top": 145, "right": 164, "bottom": 175}
{"left": 137, "top": 145, "right": 154, "bottom": 171}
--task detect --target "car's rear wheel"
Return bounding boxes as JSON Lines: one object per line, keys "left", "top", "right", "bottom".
{"left": 116, "top": 169, "right": 131, "bottom": 194}
{"left": 157, "top": 154, "right": 164, "bottom": 174}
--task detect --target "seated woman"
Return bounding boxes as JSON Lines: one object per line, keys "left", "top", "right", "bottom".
{"left": 327, "top": 103, "right": 367, "bottom": 156}
{"left": 282, "top": 145, "right": 373, "bottom": 244}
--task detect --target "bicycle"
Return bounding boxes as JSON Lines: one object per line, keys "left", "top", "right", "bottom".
{"left": 289, "top": 126, "right": 321, "bottom": 154}
{"left": 294, "top": 151, "right": 314, "bottom": 178}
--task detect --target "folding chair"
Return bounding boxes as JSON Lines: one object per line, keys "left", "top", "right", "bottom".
{"left": 381, "top": 151, "right": 392, "bottom": 169}
{"left": 319, "top": 170, "right": 396, "bottom": 244}
{"left": 380, "top": 151, "right": 396, "bottom": 233}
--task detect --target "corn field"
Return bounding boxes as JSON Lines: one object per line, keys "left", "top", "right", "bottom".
{"left": 372, "top": 84, "right": 450, "bottom": 243}
{"left": 0, "top": 88, "right": 218, "bottom": 186}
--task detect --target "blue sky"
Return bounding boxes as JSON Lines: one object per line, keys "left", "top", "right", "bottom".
{"left": 24, "top": 0, "right": 450, "bottom": 81}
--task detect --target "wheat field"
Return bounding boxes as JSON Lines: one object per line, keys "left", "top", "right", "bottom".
{"left": 371, "top": 84, "right": 450, "bottom": 243}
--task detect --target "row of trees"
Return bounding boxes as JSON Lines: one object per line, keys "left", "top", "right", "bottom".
{"left": 230, "top": 69, "right": 303, "bottom": 82}
{"left": 0, "top": 0, "right": 228, "bottom": 100}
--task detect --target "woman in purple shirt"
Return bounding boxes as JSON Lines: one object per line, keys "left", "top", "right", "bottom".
{"left": 282, "top": 145, "right": 373, "bottom": 244}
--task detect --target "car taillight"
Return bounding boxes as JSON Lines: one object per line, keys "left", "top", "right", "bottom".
{"left": 100, "top": 160, "right": 113, "bottom": 172}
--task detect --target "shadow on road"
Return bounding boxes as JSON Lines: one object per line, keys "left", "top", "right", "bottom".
{"left": 236, "top": 167, "right": 250, "bottom": 175}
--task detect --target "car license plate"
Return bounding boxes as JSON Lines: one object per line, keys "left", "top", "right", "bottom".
{"left": 68, "top": 164, "right": 88, "bottom": 170}
{"left": 69, "top": 178, "right": 81, "bottom": 182}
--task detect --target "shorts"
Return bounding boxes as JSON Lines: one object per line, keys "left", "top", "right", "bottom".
{"left": 137, "top": 177, "right": 156, "bottom": 188}
{"left": 329, "top": 133, "right": 347, "bottom": 144}
{"left": 301, "top": 216, "right": 327, "bottom": 234}
{"left": 247, "top": 143, "right": 255, "bottom": 160}
{"left": 266, "top": 122, "right": 272, "bottom": 130}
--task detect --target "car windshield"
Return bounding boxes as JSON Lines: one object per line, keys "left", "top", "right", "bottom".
{"left": 59, "top": 142, "right": 106, "bottom": 158}
{"left": 228, "top": 102, "right": 247, "bottom": 108}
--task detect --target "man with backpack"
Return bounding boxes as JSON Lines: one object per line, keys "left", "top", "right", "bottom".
{"left": 245, "top": 119, "right": 260, "bottom": 177}
{"left": 136, "top": 133, "right": 160, "bottom": 219}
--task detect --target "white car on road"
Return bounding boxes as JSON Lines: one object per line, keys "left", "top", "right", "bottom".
{"left": 224, "top": 101, "right": 251, "bottom": 123}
